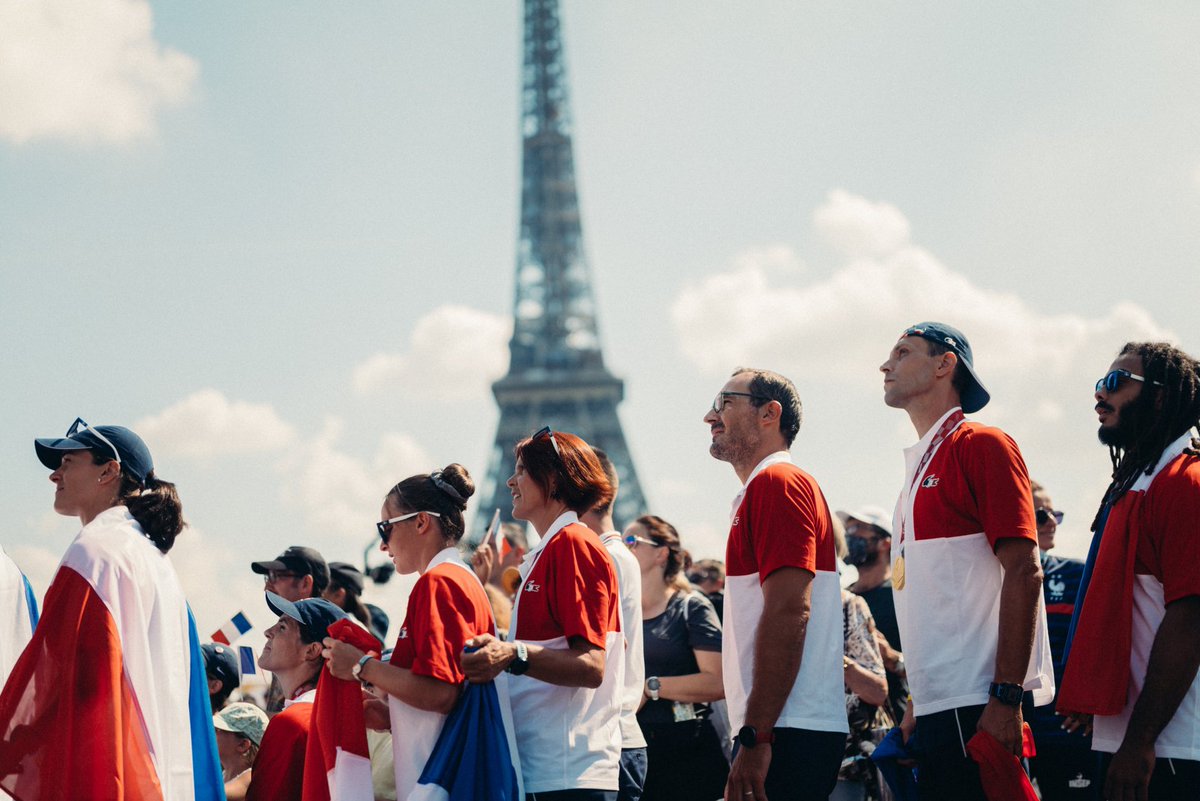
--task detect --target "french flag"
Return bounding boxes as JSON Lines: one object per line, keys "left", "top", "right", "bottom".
{"left": 0, "top": 507, "right": 224, "bottom": 801}
{"left": 304, "top": 619, "right": 382, "bottom": 801}
{"left": 211, "top": 611, "right": 252, "bottom": 646}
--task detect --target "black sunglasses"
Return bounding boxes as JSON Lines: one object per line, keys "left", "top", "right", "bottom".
{"left": 1035, "top": 508, "right": 1064, "bottom": 525}
{"left": 532, "top": 426, "right": 562, "bottom": 458}
{"left": 711, "top": 391, "right": 771, "bottom": 414}
{"left": 1095, "top": 369, "right": 1162, "bottom": 394}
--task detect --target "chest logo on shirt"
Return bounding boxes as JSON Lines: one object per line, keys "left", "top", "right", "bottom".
{"left": 732, "top": 515, "right": 740, "bottom": 527}
{"left": 921, "top": 475, "right": 940, "bottom": 488}
{"left": 398, "top": 626, "right": 408, "bottom": 639}
{"left": 1047, "top": 576, "right": 1066, "bottom": 601}
{"left": 524, "top": 581, "right": 541, "bottom": 593}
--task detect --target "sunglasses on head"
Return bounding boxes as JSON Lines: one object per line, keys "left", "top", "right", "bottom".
{"left": 376, "top": 510, "right": 442, "bottom": 543}
{"left": 532, "top": 426, "right": 562, "bottom": 458}
{"left": 67, "top": 417, "right": 122, "bottom": 466}
{"left": 1035, "top": 508, "right": 1064, "bottom": 526}
{"left": 1095, "top": 369, "right": 1162, "bottom": 394}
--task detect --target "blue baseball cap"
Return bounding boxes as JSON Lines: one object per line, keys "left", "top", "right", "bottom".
{"left": 265, "top": 592, "right": 347, "bottom": 644}
{"left": 201, "top": 642, "right": 242, "bottom": 692}
{"left": 900, "top": 322, "right": 991, "bottom": 413}
{"left": 35, "top": 419, "right": 155, "bottom": 484}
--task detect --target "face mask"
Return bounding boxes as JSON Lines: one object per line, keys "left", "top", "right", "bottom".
{"left": 845, "top": 535, "right": 872, "bottom": 567}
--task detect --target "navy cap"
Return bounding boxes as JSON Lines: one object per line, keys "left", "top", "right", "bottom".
{"left": 265, "top": 592, "right": 347, "bottom": 643}
{"left": 201, "top": 642, "right": 241, "bottom": 691}
{"left": 900, "top": 322, "right": 991, "bottom": 413}
{"left": 328, "top": 561, "right": 365, "bottom": 595}
{"left": 251, "top": 546, "right": 330, "bottom": 593}
{"left": 35, "top": 420, "right": 155, "bottom": 484}
{"left": 365, "top": 602, "right": 390, "bottom": 643}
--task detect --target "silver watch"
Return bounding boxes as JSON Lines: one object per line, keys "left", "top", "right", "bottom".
{"left": 352, "top": 654, "right": 373, "bottom": 682}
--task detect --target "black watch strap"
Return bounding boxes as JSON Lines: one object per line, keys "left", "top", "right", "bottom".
{"left": 989, "top": 681, "right": 1024, "bottom": 707}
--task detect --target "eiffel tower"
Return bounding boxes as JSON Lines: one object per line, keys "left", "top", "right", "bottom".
{"left": 477, "top": 0, "right": 648, "bottom": 535}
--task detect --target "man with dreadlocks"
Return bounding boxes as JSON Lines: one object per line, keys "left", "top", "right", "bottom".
{"left": 1059, "top": 342, "right": 1200, "bottom": 799}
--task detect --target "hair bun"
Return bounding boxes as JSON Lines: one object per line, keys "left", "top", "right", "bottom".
{"left": 435, "top": 463, "right": 475, "bottom": 508}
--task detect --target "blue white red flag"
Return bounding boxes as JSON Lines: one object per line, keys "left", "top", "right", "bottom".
{"left": 411, "top": 680, "right": 522, "bottom": 801}
{"left": 211, "top": 611, "right": 252, "bottom": 645}
{"left": 0, "top": 506, "right": 225, "bottom": 801}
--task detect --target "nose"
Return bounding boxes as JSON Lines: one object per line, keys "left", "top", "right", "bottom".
{"left": 703, "top": 407, "right": 718, "bottom": 424}
{"left": 880, "top": 360, "right": 892, "bottom": 374}
{"left": 49, "top": 468, "right": 61, "bottom": 483}
{"left": 506, "top": 473, "right": 516, "bottom": 488}
{"left": 378, "top": 539, "right": 388, "bottom": 553}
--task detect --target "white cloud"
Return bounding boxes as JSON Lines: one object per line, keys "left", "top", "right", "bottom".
{"left": 0, "top": 0, "right": 198, "bottom": 145}
{"left": 134, "top": 389, "right": 296, "bottom": 461}
{"left": 279, "top": 418, "right": 432, "bottom": 546}
{"left": 352, "top": 304, "right": 510, "bottom": 401}
{"left": 812, "top": 189, "right": 912, "bottom": 259}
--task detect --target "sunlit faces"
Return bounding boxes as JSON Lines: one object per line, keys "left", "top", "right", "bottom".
{"left": 377, "top": 499, "right": 424, "bottom": 575}
{"left": 49, "top": 450, "right": 110, "bottom": 517}
{"left": 214, "top": 729, "right": 248, "bottom": 778}
{"left": 1032, "top": 487, "right": 1059, "bottom": 552}
{"left": 702, "top": 375, "right": 762, "bottom": 465}
{"left": 880, "top": 336, "right": 945, "bottom": 409}
{"left": 258, "top": 614, "right": 312, "bottom": 673}
{"left": 1095, "top": 353, "right": 1147, "bottom": 448}
{"left": 507, "top": 457, "right": 548, "bottom": 522}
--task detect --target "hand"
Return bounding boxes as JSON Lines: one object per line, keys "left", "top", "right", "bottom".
{"left": 899, "top": 696, "right": 916, "bottom": 744}
{"left": 322, "top": 637, "right": 373, "bottom": 681}
{"left": 472, "top": 542, "right": 496, "bottom": 585}
{"left": 977, "top": 698, "right": 1024, "bottom": 755}
{"left": 1104, "top": 737, "right": 1154, "bottom": 801}
{"left": 725, "top": 742, "right": 770, "bottom": 801}
{"left": 460, "top": 633, "right": 514, "bottom": 683}
{"left": 363, "top": 697, "right": 391, "bottom": 731}
{"left": 1061, "top": 712, "right": 1093, "bottom": 736}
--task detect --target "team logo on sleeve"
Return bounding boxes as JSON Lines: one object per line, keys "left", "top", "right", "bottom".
{"left": 921, "top": 475, "right": 940, "bottom": 488}
{"left": 524, "top": 581, "right": 541, "bottom": 593}
{"left": 398, "top": 626, "right": 408, "bottom": 639}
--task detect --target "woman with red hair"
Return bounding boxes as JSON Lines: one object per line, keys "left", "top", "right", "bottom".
{"left": 463, "top": 427, "right": 624, "bottom": 801}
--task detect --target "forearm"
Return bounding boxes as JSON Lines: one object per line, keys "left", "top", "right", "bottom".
{"left": 658, "top": 670, "right": 724, "bottom": 703}
{"left": 521, "top": 639, "right": 606, "bottom": 688}
{"left": 1122, "top": 597, "right": 1200, "bottom": 748}
{"left": 844, "top": 660, "right": 888, "bottom": 707}
{"left": 360, "top": 658, "right": 460, "bottom": 714}
{"left": 994, "top": 540, "right": 1042, "bottom": 684}
{"left": 743, "top": 603, "right": 807, "bottom": 729}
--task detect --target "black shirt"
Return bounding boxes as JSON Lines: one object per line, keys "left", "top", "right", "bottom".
{"left": 638, "top": 591, "right": 722, "bottom": 726}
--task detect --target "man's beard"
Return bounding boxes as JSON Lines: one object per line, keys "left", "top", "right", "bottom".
{"left": 1098, "top": 392, "right": 1154, "bottom": 449}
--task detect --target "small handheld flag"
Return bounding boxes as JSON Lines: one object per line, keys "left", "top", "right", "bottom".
{"left": 211, "top": 611, "right": 252, "bottom": 645}
{"left": 238, "top": 645, "right": 258, "bottom": 676}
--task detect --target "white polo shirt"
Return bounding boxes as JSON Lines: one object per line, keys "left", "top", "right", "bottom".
{"left": 601, "top": 530, "right": 647, "bottom": 750}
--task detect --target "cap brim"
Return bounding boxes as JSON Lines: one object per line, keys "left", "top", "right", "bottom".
{"left": 250, "top": 560, "right": 288, "bottom": 575}
{"left": 212, "top": 716, "right": 238, "bottom": 733}
{"left": 34, "top": 437, "right": 91, "bottom": 471}
{"left": 959, "top": 362, "right": 991, "bottom": 414}
{"left": 265, "top": 591, "right": 302, "bottom": 623}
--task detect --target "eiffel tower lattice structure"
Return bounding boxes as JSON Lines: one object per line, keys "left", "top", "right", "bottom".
{"left": 476, "top": 0, "right": 648, "bottom": 536}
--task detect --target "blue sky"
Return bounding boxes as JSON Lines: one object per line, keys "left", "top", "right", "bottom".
{"left": 2, "top": 1, "right": 1198, "bottom": 638}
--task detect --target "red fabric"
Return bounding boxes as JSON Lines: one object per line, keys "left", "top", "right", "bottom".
{"left": 728, "top": 462, "right": 836, "bottom": 580}
{"left": 248, "top": 702, "right": 312, "bottom": 801}
{"left": 1134, "top": 453, "right": 1200, "bottom": 603}
{"left": 390, "top": 562, "right": 495, "bottom": 683}
{"left": 512, "top": 522, "right": 618, "bottom": 648}
{"left": 303, "top": 619, "right": 382, "bottom": 801}
{"left": 965, "top": 726, "right": 1038, "bottom": 801}
{"left": 0, "top": 568, "right": 163, "bottom": 801}
{"left": 1058, "top": 491, "right": 1141, "bottom": 716}
{"left": 911, "top": 423, "right": 1036, "bottom": 546}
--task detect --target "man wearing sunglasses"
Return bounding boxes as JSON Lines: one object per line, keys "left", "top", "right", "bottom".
{"left": 703, "top": 367, "right": 846, "bottom": 801}
{"left": 1024, "top": 481, "right": 1097, "bottom": 800}
{"left": 880, "top": 322, "right": 1054, "bottom": 800}
{"left": 1058, "top": 342, "right": 1200, "bottom": 799}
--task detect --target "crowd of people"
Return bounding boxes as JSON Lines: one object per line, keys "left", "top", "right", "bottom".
{"left": 0, "top": 321, "right": 1197, "bottom": 801}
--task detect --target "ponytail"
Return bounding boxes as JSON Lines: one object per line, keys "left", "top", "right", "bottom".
{"left": 120, "top": 471, "right": 185, "bottom": 553}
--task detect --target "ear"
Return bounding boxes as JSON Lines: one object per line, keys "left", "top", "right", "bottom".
{"left": 935, "top": 351, "right": 959, "bottom": 379}
{"left": 298, "top": 574, "right": 315, "bottom": 596}
{"left": 759, "top": 399, "right": 783, "bottom": 426}
{"left": 236, "top": 737, "right": 252, "bottom": 755}
{"left": 207, "top": 677, "right": 222, "bottom": 695}
{"left": 303, "top": 640, "right": 325, "bottom": 664}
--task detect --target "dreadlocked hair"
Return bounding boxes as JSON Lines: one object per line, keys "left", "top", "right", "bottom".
{"left": 1090, "top": 341, "right": 1200, "bottom": 531}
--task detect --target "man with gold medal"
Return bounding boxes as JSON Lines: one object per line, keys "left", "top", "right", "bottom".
{"left": 880, "top": 322, "right": 1055, "bottom": 800}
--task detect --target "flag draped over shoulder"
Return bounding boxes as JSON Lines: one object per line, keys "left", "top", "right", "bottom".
{"left": 0, "top": 507, "right": 225, "bottom": 801}
{"left": 0, "top": 550, "right": 37, "bottom": 686}
{"left": 411, "top": 681, "right": 521, "bottom": 801}
{"left": 304, "top": 619, "right": 382, "bottom": 801}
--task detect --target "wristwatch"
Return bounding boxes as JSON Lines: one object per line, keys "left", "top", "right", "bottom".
{"left": 352, "top": 654, "right": 373, "bottom": 682}
{"left": 737, "top": 725, "right": 775, "bottom": 748}
{"left": 989, "top": 681, "right": 1024, "bottom": 707}
{"left": 646, "top": 676, "right": 661, "bottom": 701}
{"left": 506, "top": 641, "right": 530, "bottom": 676}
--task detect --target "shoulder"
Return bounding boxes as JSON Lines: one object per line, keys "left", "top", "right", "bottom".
{"left": 1153, "top": 450, "right": 1200, "bottom": 491}
{"left": 264, "top": 703, "right": 311, "bottom": 741}
{"left": 750, "top": 462, "right": 821, "bottom": 496}
{"left": 954, "top": 421, "right": 1023, "bottom": 455}
{"left": 550, "top": 522, "right": 610, "bottom": 560}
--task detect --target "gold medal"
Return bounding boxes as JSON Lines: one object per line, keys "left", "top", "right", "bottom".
{"left": 893, "top": 554, "right": 906, "bottom": 591}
